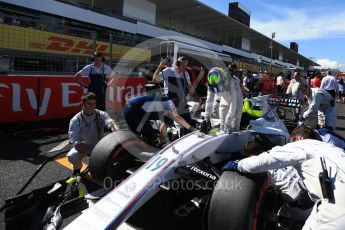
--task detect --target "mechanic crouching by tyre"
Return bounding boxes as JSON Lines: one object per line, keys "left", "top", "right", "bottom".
{"left": 67, "top": 92, "right": 118, "bottom": 176}
{"left": 123, "top": 94, "right": 197, "bottom": 147}
{"left": 223, "top": 126, "right": 345, "bottom": 229}
{"left": 299, "top": 87, "right": 337, "bottom": 130}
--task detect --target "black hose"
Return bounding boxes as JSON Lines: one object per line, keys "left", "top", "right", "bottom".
{"left": 16, "top": 149, "right": 69, "bottom": 195}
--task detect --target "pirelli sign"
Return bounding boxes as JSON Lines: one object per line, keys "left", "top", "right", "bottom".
{"left": 0, "top": 24, "right": 151, "bottom": 62}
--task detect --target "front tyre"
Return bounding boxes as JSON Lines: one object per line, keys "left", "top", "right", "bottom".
{"left": 208, "top": 171, "right": 278, "bottom": 230}
{"left": 89, "top": 131, "right": 154, "bottom": 186}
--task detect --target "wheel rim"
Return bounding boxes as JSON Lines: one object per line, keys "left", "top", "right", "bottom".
{"left": 253, "top": 186, "right": 279, "bottom": 230}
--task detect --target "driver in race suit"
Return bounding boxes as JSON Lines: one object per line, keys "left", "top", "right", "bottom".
{"left": 204, "top": 67, "right": 226, "bottom": 128}
{"left": 223, "top": 126, "right": 345, "bottom": 229}
{"left": 204, "top": 66, "right": 242, "bottom": 132}
{"left": 123, "top": 94, "right": 197, "bottom": 145}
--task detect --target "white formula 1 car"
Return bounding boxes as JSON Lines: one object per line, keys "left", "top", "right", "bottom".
{"left": 65, "top": 95, "right": 306, "bottom": 230}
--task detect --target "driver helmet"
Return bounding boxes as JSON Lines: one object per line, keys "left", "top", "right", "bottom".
{"left": 207, "top": 67, "right": 226, "bottom": 93}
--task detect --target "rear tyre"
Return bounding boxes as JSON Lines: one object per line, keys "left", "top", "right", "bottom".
{"left": 208, "top": 171, "right": 278, "bottom": 230}
{"left": 89, "top": 131, "right": 155, "bottom": 186}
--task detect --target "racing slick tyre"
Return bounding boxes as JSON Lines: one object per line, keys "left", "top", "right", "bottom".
{"left": 89, "top": 131, "right": 156, "bottom": 186}
{"left": 208, "top": 171, "right": 278, "bottom": 230}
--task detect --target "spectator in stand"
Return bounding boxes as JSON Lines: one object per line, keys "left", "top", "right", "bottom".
{"left": 320, "top": 69, "right": 339, "bottom": 100}
{"left": 338, "top": 78, "right": 345, "bottom": 103}
{"left": 74, "top": 52, "right": 115, "bottom": 111}
{"left": 312, "top": 70, "right": 322, "bottom": 88}
{"left": 276, "top": 72, "right": 285, "bottom": 96}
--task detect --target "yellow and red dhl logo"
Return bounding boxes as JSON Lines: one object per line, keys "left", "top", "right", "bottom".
{"left": 0, "top": 24, "right": 150, "bottom": 61}
{"left": 29, "top": 36, "right": 111, "bottom": 56}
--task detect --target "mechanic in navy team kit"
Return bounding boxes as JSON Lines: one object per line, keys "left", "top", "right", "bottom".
{"left": 74, "top": 52, "right": 115, "bottom": 111}
{"left": 123, "top": 94, "right": 197, "bottom": 146}
{"left": 67, "top": 92, "right": 118, "bottom": 175}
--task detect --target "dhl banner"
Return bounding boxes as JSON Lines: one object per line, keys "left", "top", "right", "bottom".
{"left": 0, "top": 75, "right": 146, "bottom": 123}
{"left": 0, "top": 24, "right": 150, "bottom": 62}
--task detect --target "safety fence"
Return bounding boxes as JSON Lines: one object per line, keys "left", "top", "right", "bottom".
{"left": 0, "top": 23, "right": 151, "bottom": 73}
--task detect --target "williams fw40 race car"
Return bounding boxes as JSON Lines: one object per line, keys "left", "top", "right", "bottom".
{"left": 66, "top": 96, "right": 311, "bottom": 230}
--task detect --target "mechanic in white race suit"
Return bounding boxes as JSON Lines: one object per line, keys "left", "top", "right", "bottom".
{"left": 300, "top": 87, "right": 337, "bottom": 130}
{"left": 223, "top": 126, "right": 345, "bottom": 229}
{"left": 67, "top": 92, "right": 118, "bottom": 175}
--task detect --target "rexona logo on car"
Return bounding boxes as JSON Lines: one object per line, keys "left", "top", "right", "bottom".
{"left": 0, "top": 75, "right": 146, "bottom": 123}
{"left": 186, "top": 165, "right": 217, "bottom": 181}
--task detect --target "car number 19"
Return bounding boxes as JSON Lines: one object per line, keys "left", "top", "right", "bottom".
{"left": 145, "top": 155, "right": 169, "bottom": 171}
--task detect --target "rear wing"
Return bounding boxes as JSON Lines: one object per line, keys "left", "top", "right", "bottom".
{"left": 267, "top": 96, "right": 301, "bottom": 108}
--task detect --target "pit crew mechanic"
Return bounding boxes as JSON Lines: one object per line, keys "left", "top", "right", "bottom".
{"left": 227, "top": 65, "right": 244, "bottom": 131}
{"left": 300, "top": 87, "right": 337, "bottom": 130}
{"left": 67, "top": 92, "right": 118, "bottom": 175}
{"left": 152, "top": 56, "right": 199, "bottom": 123}
{"left": 218, "top": 63, "right": 239, "bottom": 132}
{"left": 223, "top": 127, "right": 345, "bottom": 229}
{"left": 74, "top": 52, "right": 116, "bottom": 111}
{"left": 152, "top": 56, "right": 202, "bottom": 140}
{"left": 123, "top": 94, "right": 197, "bottom": 145}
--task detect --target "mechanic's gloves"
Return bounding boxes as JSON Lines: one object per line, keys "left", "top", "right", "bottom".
{"left": 110, "top": 122, "right": 118, "bottom": 132}
{"left": 222, "top": 160, "right": 239, "bottom": 172}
